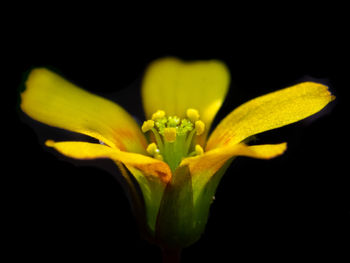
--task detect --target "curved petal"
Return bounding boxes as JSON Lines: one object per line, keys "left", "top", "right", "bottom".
{"left": 182, "top": 142, "right": 287, "bottom": 177}
{"left": 45, "top": 140, "right": 172, "bottom": 183}
{"left": 141, "top": 57, "right": 230, "bottom": 136}
{"left": 206, "top": 82, "right": 335, "bottom": 150}
{"left": 181, "top": 143, "right": 287, "bottom": 202}
{"left": 21, "top": 68, "right": 147, "bottom": 153}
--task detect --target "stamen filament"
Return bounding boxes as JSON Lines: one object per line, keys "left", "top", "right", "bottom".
{"left": 188, "top": 144, "right": 204, "bottom": 157}
{"left": 184, "top": 129, "right": 196, "bottom": 155}
{"left": 151, "top": 127, "right": 164, "bottom": 152}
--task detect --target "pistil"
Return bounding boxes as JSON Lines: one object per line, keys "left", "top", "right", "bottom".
{"left": 142, "top": 109, "right": 205, "bottom": 171}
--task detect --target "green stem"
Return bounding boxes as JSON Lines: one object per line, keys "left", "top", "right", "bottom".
{"left": 161, "top": 247, "right": 182, "bottom": 263}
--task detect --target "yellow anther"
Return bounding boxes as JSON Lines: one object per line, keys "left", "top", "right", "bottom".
{"left": 45, "top": 140, "right": 55, "bottom": 147}
{"left": 195, "top": 120, "right": 205, "bottom": 136}
{"left": 141, "top": 120, "right": 154, "bottom": 133}
{"left": 186, "top": 108, "right": 200, "bottom": 122}
{"left": 146, "top": 142, "right": 158, "bottom": 155}
{"left": 195, "top": 144, "right": 204, "bottom": 155}
{"left": 154, "top": 154, "right": 164, "bottom": 161}
{"left": 164, "top": 127, "right": 177, "bottom": 142}
{"left": 152, "top": 110, "right": 166, "bottom": 120}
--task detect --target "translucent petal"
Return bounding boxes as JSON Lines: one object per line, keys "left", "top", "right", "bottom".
{"left": 142, "top": 57, "right": 230, "bottom": 142}
{"left": 207, "top": 82, "right": 334, "bottom": 150}
{"left": 46, "top": 140, "right": 172, "bottom": 183}
{"left": 21, "top": 68, "right": 147, "bottom": 153}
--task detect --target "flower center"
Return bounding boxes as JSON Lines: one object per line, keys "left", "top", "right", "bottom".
{"left": 141, "top": 109, "right": 205, "bottom": 172}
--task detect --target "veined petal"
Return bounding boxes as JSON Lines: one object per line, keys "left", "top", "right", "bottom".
{"left": 181, "top": 143, "right": 287, "bottom": 202}
{"left": 45, "top": 140, "right": 172, "bottom": 183}
{"left": 21, "top": 68, "right": 147, "bottom": 153}
{"left": 183, "top": 142, "right": 287, "bottom": 176}
{"left": 142, "top": 57, "right": 230, "bottom": 139}
{"left": 206, "top": 82, "right": 335, "bottom": 150}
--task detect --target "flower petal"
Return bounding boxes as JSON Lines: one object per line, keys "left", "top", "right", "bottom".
{"left": 21, "top": 68, "right": 147, "bottom": 153}
{"left": 183, "top": 142, "right": 287, "bottom": 175}
{"left": 206, "top": 82, "right": 335, "bottom": 150}
{"left": 181, "top": 143, "right": 287, "bottom": 200}
{"left": 45, "top": 140, "right": 172, "bottom": 183}
{"left": 141, "top": 57, "right": 230, "bottom": 136}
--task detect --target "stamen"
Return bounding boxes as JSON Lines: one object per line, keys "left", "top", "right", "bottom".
{"left": 142, "top": 120, "right": 154, "bottom": 132}
{"left": 146, "top": 142, "right": 159, "bottom": 155}
{"left": 195, "top": 120, "right": 205, "bottom": 135}
{"left": 187, "top": 108, "right": 200, "bottom": 122}
{"left": 167, "top": 116, "right": 180, "bottom": 127}
{"left": 188, "top": 144, "right": 204, "bottom": 157}
{"left": 178, "top": 119, "right": 193, "bottom": 135}
{"left": 152, "top": 110, "right": 166, "bottom": 120}
{"left": 164, "top": 127, "right": 177, "bottom": 142}
{"left": 154, "top": 154, "right": 164, "bottom": 161}
{"left": 151, "top": 127, "right": 164, "bottom": 151}
{"left": 195, "top": 144, "right": 204, "bottom": 155}
{"left": 184, "top": 129, "right": 196, "bottom": 153}
{"left": 141, "top": 109, "right": 206, "bottom": 171}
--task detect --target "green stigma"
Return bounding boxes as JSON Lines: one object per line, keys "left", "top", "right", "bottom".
{"left": 142, "top": 109, "right": 205, "bottom": 171}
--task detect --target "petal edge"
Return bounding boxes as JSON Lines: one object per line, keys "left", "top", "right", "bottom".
{"left": 21, "top": 68, "right": 147, "bottom": 153}
{"left": 207, "top": 82, "right": 334, "bottom": 150}
{"left": 142, "top": 57, "right": 230, "bottom": 143}
{"left": 182, "top": 143, "right": 287, "bottom": 179}
{"left": 46, "top": 140, "right": 172, "bottom": 183}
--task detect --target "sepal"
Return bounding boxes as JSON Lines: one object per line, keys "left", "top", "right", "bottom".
{"left": 155, "top": 165, "right": 195, "bottom": 248}
{"left": 155, "top": 160, "right": 233, "bottom": 248}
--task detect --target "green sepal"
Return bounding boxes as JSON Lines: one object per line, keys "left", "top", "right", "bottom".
{"left": 155, "top": 159, "right": 234, "bottom": 248}
{"left": 125, "top": 166, "right": 166, "bottom": 237}
{"left": 155, "top": 165, "right": 195, "bottom": 248}
{"left": 191, "top": 158, "right": 234, "bottom": 238}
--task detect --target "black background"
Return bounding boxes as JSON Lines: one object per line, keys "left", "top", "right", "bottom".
{"left": 8, "top": 9, "right": 349, "bottom": 262}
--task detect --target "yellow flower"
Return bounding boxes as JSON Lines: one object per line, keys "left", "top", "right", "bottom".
{"left": 20, "top": 57, "right": 335, "bottom": 248}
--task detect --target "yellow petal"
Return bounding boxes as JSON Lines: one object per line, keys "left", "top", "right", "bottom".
{"left": 182, "top": 142, "right": 287, "bottom": 177}
{"left": 141, "top": 57, "right": 230, "bottom": 138}
{"left": 46, "top": 140, "right": 172, "bottom": 183}
{"left": 207, "top": 82, "right": 335, "bottom": 150}
{"left": 21, "top": 68, "right": 147, "bottom": 153}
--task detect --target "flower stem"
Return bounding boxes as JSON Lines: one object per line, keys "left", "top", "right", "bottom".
{"left": 161, "top": 247, "right": 182, "bottom": 263}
